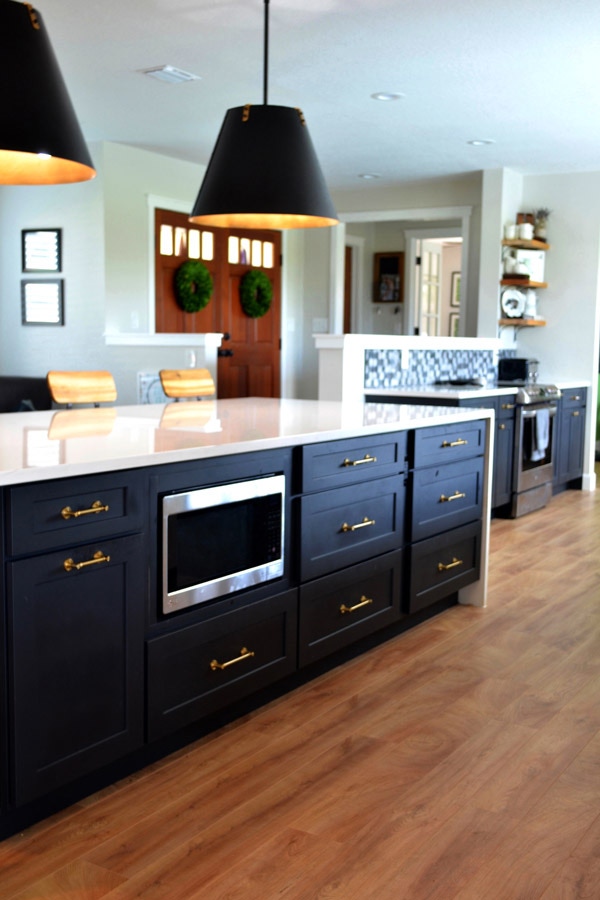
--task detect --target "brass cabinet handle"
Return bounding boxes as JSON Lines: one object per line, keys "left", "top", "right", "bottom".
{"left": 341, "top": 516, "right": 376, "bottom": 532}
{"left": 439, "top": 491, "right": 466, "bottom": 503}
{"left": 64, "top": 550, "right": 111, "bottom": 572}
{"left": 501, "top": 403, "right": 516, "bottom": 410}
{"left": 61, "top": 500, "right": 110, "bottom": 520}
{"left": 572, "top": 410, "right": 580, "bottom": 417}
{"left": 499, "top": 423, "right": 506, "bottom": 430}
{"left": 342, "top": 454, "right": 377, "bottom": 467}
{"left": 210, "top": 647, "right": 255, "bottom": 672}
{"left": 437, "top": 557, "right": 464, "bottom": 572}
{"left": 441, "top": 439, "right": 468, "bottom": 448}
{"left": 571, "top": 395, "right": 581, "bottom": 401}
{"left": 340, "top": 595, "right": 373, "bottom": 615}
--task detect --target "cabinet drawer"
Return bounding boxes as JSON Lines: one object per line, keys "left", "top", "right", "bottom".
{"left": 412, "top": 419, "right": 487, "bottom": 468}
{"left": 299, "top": 550, "right": 403, "bottom": 667}
{"left": 299, "top": 474, "right": 405, "bottom": 581}
{"left": 6, "top": 470, "right": 145, "bottom": 556}
{"left": 407, "top": 521, "right": 481, "bottom": 614}
{"left": 410, "top": 457, "right": 484, "bottom": 542}
{"left": 147, "top": 589, "right": 297, "bottom": 741}
{"left": 300, "top": 432, "right": 406, "bottom": 493}
{"left": 560, "top": 388, "right": 587, "bottom": 409}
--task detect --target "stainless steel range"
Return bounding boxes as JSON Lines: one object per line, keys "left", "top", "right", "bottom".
{"left": 505, "top": 382, "right": 561, "bottom": 517}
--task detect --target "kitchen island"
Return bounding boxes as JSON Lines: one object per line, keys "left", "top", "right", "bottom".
{"left": 0, "top": 397, "right": 493, "bottom": 838}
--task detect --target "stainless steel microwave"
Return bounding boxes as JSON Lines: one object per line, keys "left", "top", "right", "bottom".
{"left": 161, "top": 473, "right": 285, "bottom": 614}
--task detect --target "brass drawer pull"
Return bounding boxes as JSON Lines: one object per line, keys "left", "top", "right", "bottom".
{"left": 437, "top": 557, "right": 464, "bottom": 572}
{"left": 64, "top": 550, "right": 111, "bottom": 572}
{"left": 571, "top": 395, "right": 581, "bottom": 401}
{"left": 340, "top": 595, "right": 373, "bottom": 615}
{"left": 210, "top": 646, "right": 255, "bottom": 672}
{"left": 441, "top": 438, "right": 468, "bottom": 448}
{"left": 439, "top": 491, "right": 466, "bottom": 503}
{"left": 499, "top": 423, "right": 506, "bottom": 430}
{"left": 501, "top": 403, "right": 515, "bottom": 410}
{"left": 342, "top": 453, "right": 377, "bottom": 467}
{"left": 61, "top": 500, "right": 110, "bottom": 520}
{"left": 572, "top": 410, "right": 580, "bottom": 417}
{"left": 341, "top": 516, "right": 375, "bottom": 532}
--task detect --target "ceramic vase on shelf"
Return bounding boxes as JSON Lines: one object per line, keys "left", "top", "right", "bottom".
{"left": 533, "top": 208, "right": 551, "bottom": 241}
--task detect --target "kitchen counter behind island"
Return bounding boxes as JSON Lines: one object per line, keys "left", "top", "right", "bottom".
{"left": 0, "top": 397, "right": 493, "bottom": 839}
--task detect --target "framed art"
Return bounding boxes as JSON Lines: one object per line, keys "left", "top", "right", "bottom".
{"left": 449, "top": 312, "right": 459, "bottom": 337}
{"left": 373, "top": 252, "right": 404, "bottom": 303}
{"left": 450, "top": 271, "right": 461, "bottom": 307}
{"left": 21, "top": 279, "right": 64, "bottom": 326}
{"left": 21, "top": 229, "right": 62, "bottom": 273}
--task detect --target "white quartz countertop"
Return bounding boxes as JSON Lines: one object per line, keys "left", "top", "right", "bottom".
{"left": 0, "top": 397, "right": 493, "bottom": 486}
{"left": 365, "top": 385, "right": 519, "bottom": 401}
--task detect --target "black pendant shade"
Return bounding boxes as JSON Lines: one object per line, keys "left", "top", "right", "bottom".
{"left": 190, "top": 104, "right": 338, "bottom": 229}
{"left": 0, "top": 0, "right": 95, "bottom": 184}
{"left": 190, "top": 0, "right": 337, "bottom": 230}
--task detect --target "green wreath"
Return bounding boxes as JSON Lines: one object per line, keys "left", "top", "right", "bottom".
{"left": 240, "top": 270, "right": 273, "bottom": 318}
{"left": 174, "top": 260, "right": 213, "bottom": 313}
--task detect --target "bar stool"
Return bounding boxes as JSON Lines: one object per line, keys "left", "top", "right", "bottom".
{"left": 159, "top": 368, "right": 215, "bottom": 401}
{"left": 46, "top": 370, "right": 117, "bottom": 408}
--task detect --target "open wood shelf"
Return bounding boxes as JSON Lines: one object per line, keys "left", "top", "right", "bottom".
{"left": 498, "top": 318, "right": 547, "bottom": 327}
{"left": 502, "top": 238, "right": 550, "bottom": 251}
{"left": 500, "top": 278, "right": 548, "bottom": 289}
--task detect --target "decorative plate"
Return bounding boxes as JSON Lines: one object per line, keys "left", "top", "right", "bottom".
{"left": 501, "top": 288, "right": 526, "bottom": 318}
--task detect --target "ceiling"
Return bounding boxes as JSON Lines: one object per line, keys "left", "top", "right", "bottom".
{"left": 40, "top": 0, "right": 600, "bottom": 194}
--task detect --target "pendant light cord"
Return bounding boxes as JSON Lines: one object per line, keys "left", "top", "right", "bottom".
{"left": 263, "top": 0, "right": 269, "bottom": 105}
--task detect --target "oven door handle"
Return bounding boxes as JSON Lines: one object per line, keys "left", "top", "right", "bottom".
{"left": 521, "top": 406, "right": 557, "bottom": 419}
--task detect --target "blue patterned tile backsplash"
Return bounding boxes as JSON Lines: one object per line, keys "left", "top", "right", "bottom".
{"left": 364, "top": 347, "right": 514, "bottom": 389}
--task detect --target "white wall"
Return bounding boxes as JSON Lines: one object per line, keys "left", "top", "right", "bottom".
{"left": 0, "top": 142, "right": 210, "bottom": 404}
{"left": 0, "top": 143, "right": 106, "bottom": 380}
{"left": 102, "top": 142, "right": 202, "bottom": 335}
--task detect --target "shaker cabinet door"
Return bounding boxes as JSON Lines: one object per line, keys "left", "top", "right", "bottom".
{"left": 8, "top": 534, "right": 146, "bottom": 806}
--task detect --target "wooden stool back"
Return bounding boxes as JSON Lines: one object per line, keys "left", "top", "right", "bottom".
{"left": 46, "top": 370, "right": 117, "bottom": 407}
{"left": 159, "top": 368, "right": 215, "bottom": 400}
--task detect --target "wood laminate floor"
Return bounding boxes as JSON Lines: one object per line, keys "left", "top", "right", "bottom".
{"left": 2, "top": 486, "right": 600, "bottom": 899}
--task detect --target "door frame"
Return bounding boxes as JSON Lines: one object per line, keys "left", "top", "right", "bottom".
{"left": 333, "top": 206, "right": 472, "bottom": 335}
{"left": 404, "top": 226, "right": 463, "bottom": 336}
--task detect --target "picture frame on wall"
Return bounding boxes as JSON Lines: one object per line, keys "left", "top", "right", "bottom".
{"left": 373, "top": 252, "right": 404, "bottom": 303}
{"left": 21, "top": 229, "right": 62, "bottom": 273}
{"left": 450, "top": 271, "right": 461, "bottom": 307}
{"left": 21, "top": 279, "right": 64, "bottom": 326}
{"left": 449, "top": 311, "right": 459, "bottom": 337}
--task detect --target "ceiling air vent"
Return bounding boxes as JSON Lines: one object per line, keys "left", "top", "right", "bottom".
{"left": 140, "top": 65, "right": 201, "bottom": 84}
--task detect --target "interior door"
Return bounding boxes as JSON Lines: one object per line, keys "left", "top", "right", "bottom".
{"left": 418, "top": 240, "right": 442, "bottom": 336}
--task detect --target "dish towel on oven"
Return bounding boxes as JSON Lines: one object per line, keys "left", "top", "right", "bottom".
{"left": 530, "top": 408, "right": 550, "bottom": 461}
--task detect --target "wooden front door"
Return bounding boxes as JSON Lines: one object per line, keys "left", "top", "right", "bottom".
{"left": 217, "top": 229, "right": 281, "bottom": 399}
{"left": 155, "top": 211, "right": 281, "bottom": 398}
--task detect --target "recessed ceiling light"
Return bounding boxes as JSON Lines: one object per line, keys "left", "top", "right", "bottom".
{"left": 140, "top": 65, "right": 201, "bottom": 84}
{"left": 371, "top": 92, "right": 405, "bottom": 101}
{"left": 468, "top": 139, "right": 495, "bottom": 146}
{"left": 358, "top": 173, "right": 382, "bottom": 180}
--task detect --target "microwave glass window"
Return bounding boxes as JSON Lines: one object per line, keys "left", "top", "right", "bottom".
{"left": 167, "top": 493, "right": 282, "bottom": 594}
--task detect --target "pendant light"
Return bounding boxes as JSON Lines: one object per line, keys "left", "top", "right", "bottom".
{"left": 0, "top": 0, "right": 95, "bottom": 184}
{"left": 190, "top": 0, "right": 337, "bottom": 230}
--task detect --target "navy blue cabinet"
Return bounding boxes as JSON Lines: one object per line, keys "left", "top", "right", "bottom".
{"left": 458, "top": 396, "right": 516, "bottom": 509}
{"left": 554, "top": 387, "right": 587, "bottom": 488}
{"left": 298, "top": 434, "right": 408, "bottom": 664}
{"left": 407, "top": 419, "right": 485, "bottom": 614}
{"left": 0, "top": 422, "right": 486, "bottom": 837}
{"left": 5, "top": 470, "right": 147, "bottom": 806}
